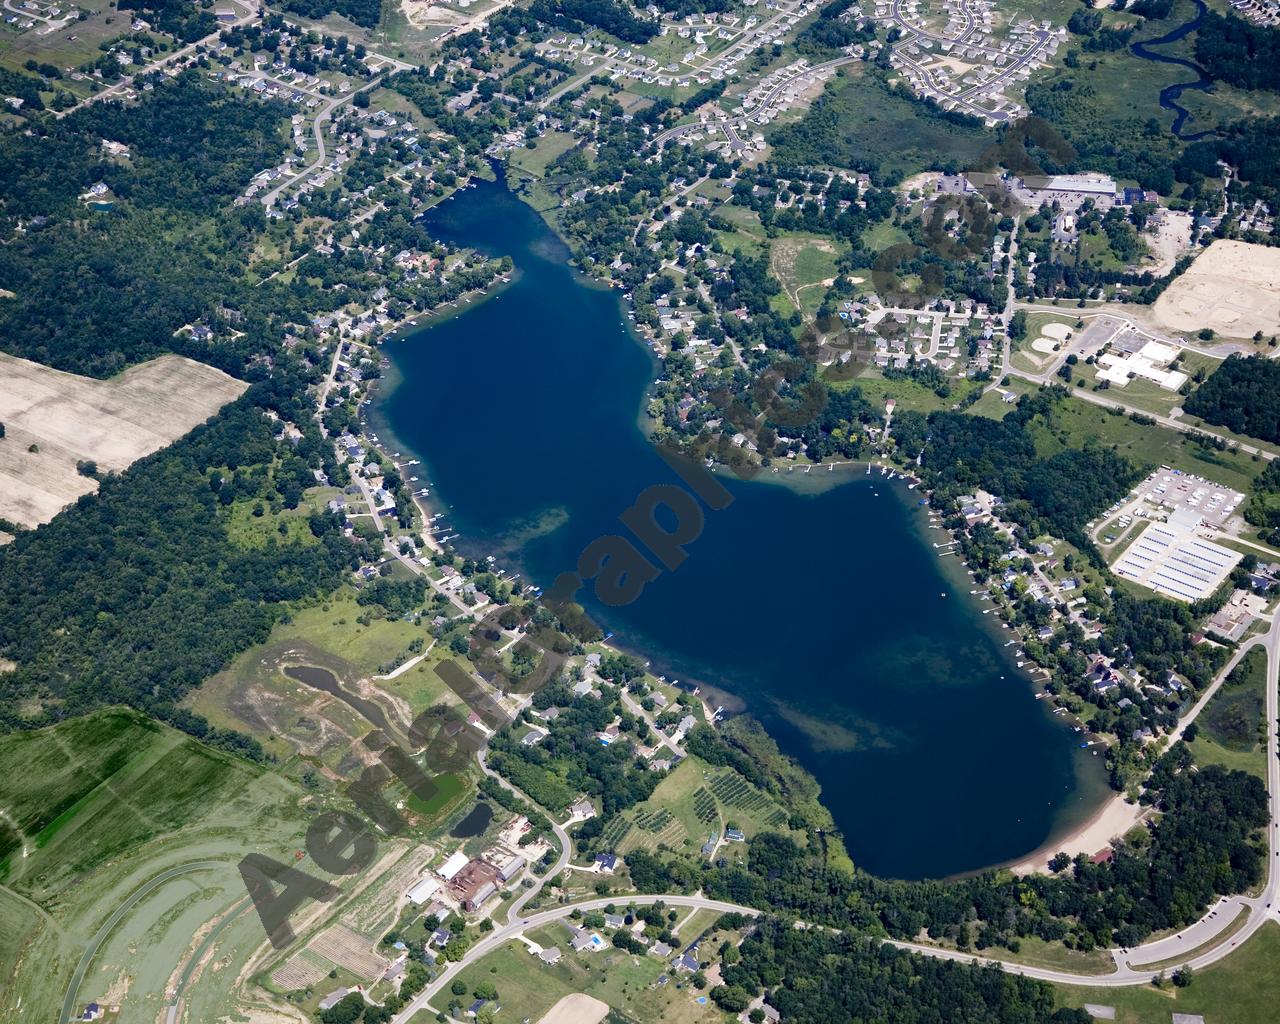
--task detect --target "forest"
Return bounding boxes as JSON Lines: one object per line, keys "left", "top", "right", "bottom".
{"left": 281, "top": 0, "right": 384, "bottom": 30}
{"left": 0, "top": 75, "right": 302, "bottom": 378}
{"left": 715, "top": 918, "right": 1086, "bottom": 1024}
{"left": 0, "top": 375, "right": 365, "bottom": 751}
{"left": 117, "top": 0, "right": 216, "bottom": 44}
{"left": 1183, "top": 355, "right": 1280, "bottom": 443}
{"left": 527, "top": 0, "right": 660, "bottom": 44}
{"left": 894, "top": 388, "right": 1142, "bottom": 548}
{"left": 1195, "top": 11, "right": 1280, "bottom": 94}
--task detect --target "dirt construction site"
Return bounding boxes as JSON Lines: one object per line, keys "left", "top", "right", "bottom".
{"left": 1152, "top": 240, "right": 1280, "bottom": 339}
{"left": 0, "top": 352, "right": 247, "bottom": 528}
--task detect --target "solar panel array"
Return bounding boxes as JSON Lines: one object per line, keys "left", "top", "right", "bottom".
{"left": 1113, "top": 524, "right": 1241, "bottom": 602}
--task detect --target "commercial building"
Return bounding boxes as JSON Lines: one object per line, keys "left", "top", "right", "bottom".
{"left": 1112, "top": 514, "right": 1241, "bottom": 601}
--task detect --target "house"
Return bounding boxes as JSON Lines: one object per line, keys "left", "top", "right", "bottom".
{"left": 318, "top": 988, "right": 355, "bottom": 1011}
{"left": 567, "top": 926, "right": 600, "bottom": 952}
{"left": 650, "top": 941, "right": 673, "bottom": 958}
{"left": 430, "top": 928, "right": 452, "bottom": 948}
{"left": 673, "top": 948, "right": 700, "bottom": 972}
{"left": 604, "top": 913, "right": 627, "bottom": 928}
{"left": 466, "top": 999, "right": 489, "bottom": 1018}
{"left": 594, "top": 852, "right": 618, "bottom": 874}
{"left": 78, "top": 1006, "right": 103, "bottom": 1022}
{"left": 725, "top": 828, "right": 746, "bottom": 843}
{"left": 521, "top": 727, "right": 549, "bottom": 746}
{"left": 539, "top": 946, "right": 562, "bottom": 964}
{"left": 570, "top": 798, "right": 596, "bottom": 821}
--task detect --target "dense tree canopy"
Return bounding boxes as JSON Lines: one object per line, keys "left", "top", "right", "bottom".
{"left": 1183, "top": 355, "right": 1280, "bottom": 443}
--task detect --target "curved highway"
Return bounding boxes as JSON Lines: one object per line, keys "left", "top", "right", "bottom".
{"left": 59, "top": 861, "right": 228, "bottom": 1024}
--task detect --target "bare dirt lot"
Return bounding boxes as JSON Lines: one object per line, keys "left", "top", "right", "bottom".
{"left": 537, "top": 993, "right": 610, "bottom": 1024}
{"left": 0, "top": 353, "right": 246, "bottom": 528}
{"left": 1152, "top": 240, "right": 1280, "bottom": 339}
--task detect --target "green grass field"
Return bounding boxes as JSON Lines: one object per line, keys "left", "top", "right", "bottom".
{"left": 1187, "top": 648, "right": 1268, "bottom": 780}
{"left": 1030, "top": 394, "right": 1265, "bottom": 497}
{"left": 445, "top": 936, "right": 722, "bottom": 1024}
{"left": 0, "top": 708, "right": 312, "bottom": 1024}
{"left": 842, "top": 371, "right": 983, "bottom": 416}
{"left": 768, "top": 68, "right": 989, "bottom": 179}
{"left": 1055, "top": 921, "right": 1280, "bottom": 1024}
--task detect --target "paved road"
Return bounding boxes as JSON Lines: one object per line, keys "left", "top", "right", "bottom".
{"left": 55, "top": 0, "right": 259, "bottom": 119}
{"left": 259, "top": 75, "right": 384, "bottom": 208}
{"left": 389, "top": 894, "right": 759, "bottom": 1023}
{"left": 380, "top": 624, "right": 1280, "bottom": 1006}
{"left": 651, "top": 55, "right": 858, "bottom": 149}
{"left": 885, "top": 0, "right": 1055, "bottom": 121}
{"left": 474, "top": 750, "right": 572, "bottom": 925}
{"left": 60, "top": 862, "right": 227, "bottom": 1024}
{"left": 1007, "top": 363, "right": 1277, "bottom": 462}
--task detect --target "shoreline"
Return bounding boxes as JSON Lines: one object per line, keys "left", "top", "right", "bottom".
{"left": 351, "top": 179, "right": 1121, "bottom": 881}
{"left": 1002, "top": 792, "right": 1151, "bottom": 876}
{"left": 361, "top": 350, "right": 1119, "bottom": 878}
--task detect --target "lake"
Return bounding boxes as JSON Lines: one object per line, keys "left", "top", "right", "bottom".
{"left": 373, "top": 171, "right": 1109, "bottom": 879}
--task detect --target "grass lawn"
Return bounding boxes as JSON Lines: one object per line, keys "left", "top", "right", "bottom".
{"left": 447, "top": 938, "right": 722, "bottom": 1024}
{"left": 508, "top": 130, "right": 581, "bottom": 179}
{"left": 862, "top": 219, "right": 912, "bottom": 253}
{"left": 1032, "top": 393, "right": 1265, "bottom": 496}
{"left": 1055, "top": 921, "right": 1280, "bottom": 1024}
{"left": 842, "top": 370, "right": 983, "bottom": 415}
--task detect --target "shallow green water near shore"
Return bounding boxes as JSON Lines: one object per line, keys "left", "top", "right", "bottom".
{"left": 374, "top": 172, "right": 1109, "bottom": 879}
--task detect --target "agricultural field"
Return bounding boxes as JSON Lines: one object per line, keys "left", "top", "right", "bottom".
{"left": 0, "top": 708, "right": 313, "bottom": 1024}
{"left": 0, "top": 353, "right": 246, "bottom": 529}
{"left": 600, "top": 757, "right": 793, "bottom": 859}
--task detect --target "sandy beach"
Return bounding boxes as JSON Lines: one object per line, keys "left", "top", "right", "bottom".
{"left": 1005, "top": 794, "right": 1150, "bottom": 875}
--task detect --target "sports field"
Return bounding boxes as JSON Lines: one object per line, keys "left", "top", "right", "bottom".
{"left": 0, "top": 353, "right": 246, "bottom": 528}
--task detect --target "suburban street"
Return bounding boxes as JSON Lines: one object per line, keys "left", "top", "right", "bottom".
{"left": 651, "top": 54, "right": 859, "bottom": 149}
{"left": 258, "top": 76, "right": 385, "bottom": 209}
{"left": 54, "top": 0, "right": 260, "bottom": 119}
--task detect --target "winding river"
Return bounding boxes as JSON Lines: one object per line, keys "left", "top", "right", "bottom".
{"left": 372, "top": 171, "right": 1111, "bottom": 879}
{"left": 1129, "top": 0, "right": 1216, "bottom": 141}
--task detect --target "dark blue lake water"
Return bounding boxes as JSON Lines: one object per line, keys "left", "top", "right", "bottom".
{"left": 373, "top": 172, "right": 1109, "bottom": 879}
